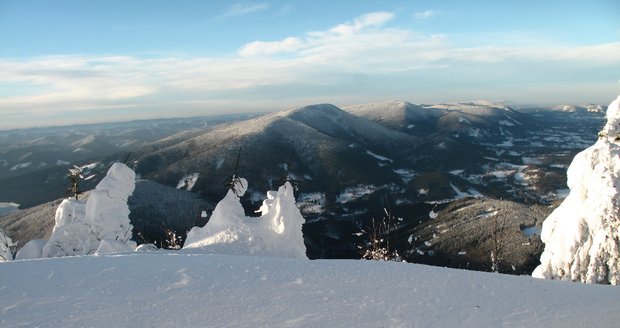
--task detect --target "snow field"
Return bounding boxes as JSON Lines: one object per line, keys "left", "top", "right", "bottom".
{"left": 1, "top": 253, "right": 619, "bottom": 328}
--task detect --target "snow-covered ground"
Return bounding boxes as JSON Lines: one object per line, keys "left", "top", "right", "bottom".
{"left": 1, "top": 253, "right": 619, "bottom": 328}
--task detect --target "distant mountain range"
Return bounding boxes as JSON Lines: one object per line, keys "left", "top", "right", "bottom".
{"left": 0, "top": 100, "right": 607, "bottom": 271}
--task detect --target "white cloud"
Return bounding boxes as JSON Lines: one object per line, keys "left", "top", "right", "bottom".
{"left": 220, "top": 2, "right": 269, "bottom": 18}
{"left": 240, "top": 37, "right": 305, "bottom": 57}
{"left": 328, "top": 11, "right": 394, "bottom": 35}
{"left": 414, "top": 10, "right": 436, "bottom": 20}
{"left": 1, "top": 11, "right": 619, "bottom": 129}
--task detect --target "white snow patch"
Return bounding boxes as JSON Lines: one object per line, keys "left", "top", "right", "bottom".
{"left": 79, "top": 162, "right": 99, "bottom": 171}
{"left": 336, "top": 185, "right": 377, "bottom": 203}
{"left": 176, "top": 173, "right": 199, "bottom": 191}
{"left": 522, "top": 157, "right": 543, "bottom": 165}
{"left": 297, "top": 192, "right": 325, "bottom": 214}
{"left": 499, "top": 120, "right": 515, "bottom": 126}
{"left": 0, "top": 202, "right": 20, "bottom": 216}
{"left": 366, "top": 150, "right": 393, "bottom": 163}
{"left": 393, "top": 168, "right": 416, "bottom": 184}
{"left": 215, "top": 158, "right": 225, "bottom": 169}
{"left": 468, "top": 128, "right": 481, "bottom": 138}
{"left": 458, "top": 116, "right": 471, "bottom": 124}
{"left": 498, "top": 138, "right": 514, "bottom": 147}
{"left": 83, "top": 174, "right": 97, "bottom": 181}
{"left": 10, "top": 162, "right": 31, "bottom": 171}
{"left": 56, "top": 159, "right": 70, "bottom": 166}
{"left": 521, "top": 226, "right": 541, "bottom": 237}
{"left": 450, "top": 183, "right": 482, "bottom": 199}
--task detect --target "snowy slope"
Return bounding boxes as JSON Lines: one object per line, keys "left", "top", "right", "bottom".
{"left": 343, "top": 101, "right": 444, "bottom": 131}
{"left": 1, "top": 253, "right": 619, "bottom": 328}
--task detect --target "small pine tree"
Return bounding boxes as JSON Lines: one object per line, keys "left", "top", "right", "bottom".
{"left": 65, "top": 166, "right": 83, "bottom": 200}
{"left": 224, "top": 147, "right": 245, "bottom": 196}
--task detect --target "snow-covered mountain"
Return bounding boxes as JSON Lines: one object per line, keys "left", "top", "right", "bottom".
{"left": 0, "top": 99, "right": 607, "bottom": 268}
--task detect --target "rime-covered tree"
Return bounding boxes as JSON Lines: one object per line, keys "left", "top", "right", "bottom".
{"left": 0, "top": 227, "right": 15, "bottom": 262}
{"left": 533, "top": 95, "right": 620, "bottom": 284}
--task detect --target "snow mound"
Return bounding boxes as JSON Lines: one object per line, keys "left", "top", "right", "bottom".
{"left": 533, "top": 95, "right": 620, "bottom": 284}
{"left": 184, "top": 179, "right": 307, "bottom": 259}
{"left": 41, "top": 163, "right": 137, "bottom": 258}
{"left": 15, "top": 239, "right": 46, "bottom": 260}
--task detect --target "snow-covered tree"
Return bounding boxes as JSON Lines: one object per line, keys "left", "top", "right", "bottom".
{"left": 42, "top": 162, "right": 137, "bottom": 258}
{"left": 184, "top": 178, "right": 307, "bottom": 259}
{"left": 533, "top": 95, "right": 620, "bottom": 284}
{"left": 86, "top": 163, "right": 136, "bottom": 254}
{"left": 0, "top": 227, "right": 15, "bottom": 262}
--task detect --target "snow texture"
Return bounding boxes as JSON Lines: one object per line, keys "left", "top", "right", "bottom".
{"left": 533, "top": 95, "right": 620, "bottom": 284}
{"left": 1, "top": 253, "right": 620, "bottom": 328}
{"left": 184, "top": 178, "right": 307, "bottom": 259}
{"left": 41, "top": 163, "right": 136, "bottom": 258}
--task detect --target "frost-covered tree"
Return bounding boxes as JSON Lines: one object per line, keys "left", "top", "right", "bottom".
{"left": 533, "top": 95, "right": 620, "bottom": 284}
{"left": 0, "top": 227, "right": 15, "bottom": 262}
{"left": 184, "top": 178, "right": 307, "bottom": 259}
{"left": 42, "top": 163, "right": 137, "bottom": 257}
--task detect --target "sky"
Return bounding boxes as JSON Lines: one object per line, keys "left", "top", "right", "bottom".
{"left": 0, "top": 0, "right": 619, "bottom": 130}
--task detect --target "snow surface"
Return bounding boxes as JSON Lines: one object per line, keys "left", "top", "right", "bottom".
{"left": 534, "top": 95, "right": 620, "bottom": 284}
{"left": 184, "top": 178, "right": 307, "bottom": 259}
{"left": 1, "top": 253, "right": 619, "bottom": 328}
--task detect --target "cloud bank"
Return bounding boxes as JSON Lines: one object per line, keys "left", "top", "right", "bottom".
{"left": 1, "top": 11, "right": 619, "bottom": 129}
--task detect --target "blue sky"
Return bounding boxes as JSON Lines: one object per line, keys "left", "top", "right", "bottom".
{"left": 0, "top": 0, "right": 619, "bottom": 129}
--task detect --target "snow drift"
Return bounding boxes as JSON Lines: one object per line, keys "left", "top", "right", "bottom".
{"left": 184, "top": 178, "right": 307, "bottom": 259}
{"left": 2, "top": 253, "right": 620, "bottom": 328}
{"left": 39, "top": 163, "right": 136, "bottom": 258}
{"left": 533, "top": 95, "right": 620, "bottom": 284}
